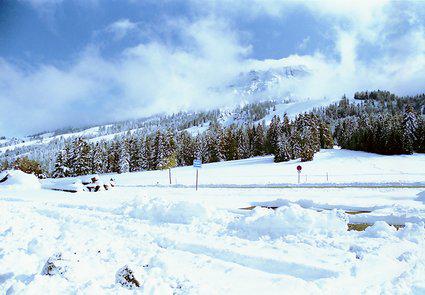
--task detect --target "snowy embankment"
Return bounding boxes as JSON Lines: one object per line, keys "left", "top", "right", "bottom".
{"left": 108, "top": 149, "right": 425, "bottom": 187}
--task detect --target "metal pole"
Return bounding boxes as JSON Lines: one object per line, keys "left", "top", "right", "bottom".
{"left": 298, "top": 171, "right": 300, "bottom": 184}
{"left": 169, "top": 168, "right": 172, "bottom": 185}
{"left": 326, "top": 172, "right": 329, "bottom": 182}
{"left": 196, "top": 169, "right": 199, "bottom": 191}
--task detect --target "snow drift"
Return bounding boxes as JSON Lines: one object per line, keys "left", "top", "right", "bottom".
{"left": 116, "top": 197, "right": 212, "bottom": 224}
{"left": 229, "top": 204, "right": 348, "bottom": 240}
{"left": 0, "top": 170, "right": 41, "bottom": 190}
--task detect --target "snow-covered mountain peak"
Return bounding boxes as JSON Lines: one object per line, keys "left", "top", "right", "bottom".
{"left": 228, "top": 65, "right": 309, "bottom": 99}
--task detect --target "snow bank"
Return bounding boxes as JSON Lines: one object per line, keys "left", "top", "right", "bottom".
{"left": 41, "top": 179, "right": 86, "bottom": 192}
{"left": 228, "top": 205, "right": 348, "bottom": 240}
{"left": 362, "top": 221, "right": 397, "bottom": 238}
{"left": 0, "top": 170, "right": 41, "bottom": 190}
{"left": 363, "top": 221, "right": 425, "bottom": 243}
{"left": 349, "top": 205, "right": 425, "bottom": 225}
{"left": 397, "top": 222, "right": 425, "bottom": 243}
{"left": 116, "top": 198, "right": 212, "bottom": 224}
{"left": 416, "top": 190, "right": 425, "bottom": 204}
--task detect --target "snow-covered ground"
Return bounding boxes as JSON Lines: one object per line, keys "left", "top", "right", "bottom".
{"left": 1, "top": 149, "right": 425, "bottom": 294}
{"left": 106, "top": 149, "right": 425, "bottom": 187}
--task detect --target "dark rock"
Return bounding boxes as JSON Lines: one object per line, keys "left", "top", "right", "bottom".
{"left": 41, "top": 253, "right": 66, "bottom": 276}
{"left": 115, "top": 265, "right": 140, "bottom": 289}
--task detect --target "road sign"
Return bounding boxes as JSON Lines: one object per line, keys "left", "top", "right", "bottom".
{"left": 193, "top": 159, "right": 202, "bottom": 191}
{"left": 193, "top": 159, "right": 202, "bottom": 168}
{"left": 297, "top": 165, "right": 302, "bottom": 184}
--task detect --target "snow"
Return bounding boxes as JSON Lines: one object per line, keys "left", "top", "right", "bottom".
{"left": 228, "top": 205, "right": 347, "bottom": 240}
{"left": 417, "top": 190, "right": 425, "bottom": 203}
{"left": 115, "top": 197, "right": 213, "bottom": 224}
{"left": 349, "top": 205, "right": 425, "bottom": 225}
{"left": 41, "top": 178, "right": 86, "bottom": 192}
{"left": 111, "top": 149, "right": 425, "bottom": 187}
{"left": 184, "top": 122, "right": 210, "bottom": 136}
{"left": 1, "top": 149, "right": 425, "bottom": 294}
{"left": 0, "top": 170, "right": 41, "bottom": 190}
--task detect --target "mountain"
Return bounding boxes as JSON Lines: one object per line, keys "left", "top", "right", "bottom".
{"left": 228, "top": 65, "right": 309, "bottom": 100}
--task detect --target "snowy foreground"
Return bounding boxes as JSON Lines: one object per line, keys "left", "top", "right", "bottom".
{"left": 1, "top": 150, "right": 425, "bottom": 294}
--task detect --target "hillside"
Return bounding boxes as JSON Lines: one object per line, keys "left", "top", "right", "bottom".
{"left": 0, "top": 97, "right": 334, "bottom": 174}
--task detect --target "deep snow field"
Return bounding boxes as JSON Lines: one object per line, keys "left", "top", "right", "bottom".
{"left": 1, "top": 149, "right": 425, "bottom": 294}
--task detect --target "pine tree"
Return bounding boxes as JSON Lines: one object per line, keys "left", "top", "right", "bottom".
{"left": 252, "top": 123, "right": 265, "bottom": 156}
{"left": 108, "top": 140, "right": 121, "bottom": 173}
{"left": 236, "top": 127, "right": 250, "bottom": 159}
{"left": 319, "top": 121, "right": 333, "bottom": 149}
{"left": 415, "top": 118, "right": 425, "bottom": 153}
{"left": 53, "top": 150, "right": 68, "bottom": 178}
{"left": 177, "top": 131, "right": 196, "bottom": 166}
{"left": 266, "top": 115, "right": 280, "bottom": 154}
{"left": 402, "top": 106, "right": 418, "bottom": 154}
{"left": 205, "top": 124, "right": 222, "bottom": 163}
{"left": 68, "top": 138, "right": 92, "bottom": 176}
{"left": 221, "top": 127, "right": 237, "bottom": 161}
{"left": 119, "top": 144, "right": 130, "bottom": 173}
{"left": 139, "top": 136, "right": 153, "bottom": 170}
{"left": 90, "top": 143, "right": 103, "bottom": 174}
{"left": 274, "top": 132, "right": 291, "bottom": 162}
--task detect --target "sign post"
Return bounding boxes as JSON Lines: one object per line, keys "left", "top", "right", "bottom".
{"left": 193, "top": 159, "right": 202, "bottom": 190}
{"left": 296, "top": 165, "right": 302, "bottom": 184}
{"left": 168, "top": 168, "right": 172, "bottom": 185}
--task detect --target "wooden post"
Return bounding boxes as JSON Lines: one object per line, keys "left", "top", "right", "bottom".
{"left": 168, "top": 168, "right": 172, "bottom": 185}
{"left": 196, "top": 169, "right": 199, "bottom": 191}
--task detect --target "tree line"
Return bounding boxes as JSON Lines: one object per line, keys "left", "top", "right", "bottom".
{"left": 49, "top": 113, "right": 333, "bottom": 178}
{"left": 312, "top": 91, "right": 425, "bottom": 155}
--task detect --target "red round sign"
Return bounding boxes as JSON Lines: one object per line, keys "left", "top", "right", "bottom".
{"left": 296, "top": 165, "right": 302, "bottom": 171}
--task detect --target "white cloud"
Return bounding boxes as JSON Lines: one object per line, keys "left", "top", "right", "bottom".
{"left": 106, "top": 19, "right": 138, "bottom": 40}
{"left": 2, "top": 1, "right": 425, "bottom": 136}
{"left": 0, "top": 18, "right": 249, "bottom": 135}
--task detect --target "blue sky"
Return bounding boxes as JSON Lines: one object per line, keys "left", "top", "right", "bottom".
{"left": 1, "top": 0, "right": 424, "bottom": 136}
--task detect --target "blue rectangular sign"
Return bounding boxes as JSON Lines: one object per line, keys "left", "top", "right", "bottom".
{"left": 193, "top": 159, "right": 202, "bottom": 168}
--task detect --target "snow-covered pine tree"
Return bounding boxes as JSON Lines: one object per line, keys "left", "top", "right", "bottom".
{"left": 118, "top": 143, "right": 130, "bottom": 173}
{"left": 139, "top": 136, "right": 153, "bottom": 170}
{"left": 402, "top": 106, "right": 418, "bottom": 154}
{"left": 266, "top": 115, "right": 280, "bottom": 154}
{"left": 152, "top": 131, "right": 167, "bottom": 169}
{"left": 274, "top": 132, "right": 291, "bottom": 162}
{"left": 52, "top": 149, "right": 68, "bottom": 178}
{"left": 90, "top": 142, "right": 104, "bottom": 174}
{"left": 252, "top": 122, "right": 266, "bottom": 156}
{"left": 289, "top": 128, "right": 302, "bottom": 159}
{"left": 205, "top": 123, "right": 222, "bottom": 163}
{"left": 235, "top": 127, "right": 250, "bottom": 159}
{"left": 177, "top": 131, "right": 196, "bottom": 166}
{"left": 221, "top": 127, "right": 237, "bottom": 161}
{"left": 67, "top": 138, "right": 91, "bottom": 176}
{"left": 319, "top": 121, "right": 333, "bottom": 149}
{"left": 195, "top": 134, "right": 207, "bottom": 163}
{"left": 108, "top": 140, "right": 121, "bottom": 173}
{"left": 414, "top": 118, "right": 425, "bottom": 153}
{"left": 126, "top": 136, "right": 140, "bottom": 172}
